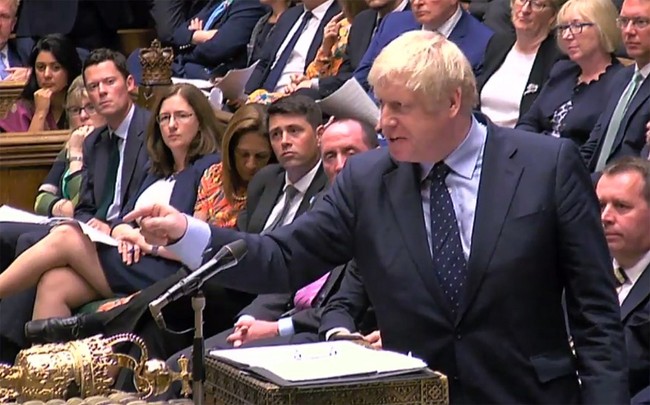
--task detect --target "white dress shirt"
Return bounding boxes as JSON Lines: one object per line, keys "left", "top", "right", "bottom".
{"left": 615, "top": 249, "right": 650, "bottom": 305}
{"left": 272, "top": 0, "right": 334, "bottom": 91}
{"left": 105, "top": 104, "right": 135, "bottom": 221}
{"left": 262, "top": 161, "right": 322, "bottom": 231}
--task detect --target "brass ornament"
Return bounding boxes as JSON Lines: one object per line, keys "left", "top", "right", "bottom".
{"left": 0, "top": 334, "right": 191, "bottom": 402}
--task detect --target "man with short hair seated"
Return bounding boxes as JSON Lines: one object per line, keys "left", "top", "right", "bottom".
{"left": 127, "top": 0, "right": 267, "bottom": 82}
{"left": 353, "top": 0, "right": 493, "bottom": 91}
{"left": 595, "top": 157, "right": 650, "bottom": 404}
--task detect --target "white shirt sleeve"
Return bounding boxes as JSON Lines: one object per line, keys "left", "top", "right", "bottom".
{"left": 166, "top": 214, "right": 212, "bottom": 270}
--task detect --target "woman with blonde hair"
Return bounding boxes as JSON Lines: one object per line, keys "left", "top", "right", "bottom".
{"left": 517, "top": 0, "right": 623, "bottom": 145}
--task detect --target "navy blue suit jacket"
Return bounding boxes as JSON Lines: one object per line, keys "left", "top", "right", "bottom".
{"left": 622, "top": 262, "right": 650, "bottom": 400}
{"left": 201, "top": 115, "right": 627, "bottom": 403}
{"left": 172, "top": 0, "right": 267, "bottom": 77}
{"left": 581, "top": 65, "right": 650, "bottom": 171}
{"left": 354, "top": 10, "right": 493, "bottom": 91}
{"left": 244, "top": 2, "right": 341, "bottom": 94}
{"left": 517, "top": 58, "right": 624, "bottom": 146}
{"left": 74, "top": 106, "right": 150, "bottom": 223}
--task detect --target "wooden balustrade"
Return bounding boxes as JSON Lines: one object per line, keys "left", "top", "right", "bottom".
{"left": 0, "top": 130, "right": 68, "bottom": 211}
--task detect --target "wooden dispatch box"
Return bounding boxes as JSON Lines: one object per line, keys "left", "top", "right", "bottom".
{"left": 204, "top": 355, "right": 449, "bottom": 405}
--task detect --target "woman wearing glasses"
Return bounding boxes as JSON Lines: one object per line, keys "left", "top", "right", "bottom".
{"left": 0, "top": 34, "right": 81, "bottom": 133}
{"left": 477, "top": 0, "right": 565, "bottom": 127}
{"left": 517, "top": 0, "right": 623, "bottom": 145}
{"left": 33, "top": 76, "right": 106, "bottom": 217}
{"left": 0, "top": 83, "right": 221, "bottom": 320}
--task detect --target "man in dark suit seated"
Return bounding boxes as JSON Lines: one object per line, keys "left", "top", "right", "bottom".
{"left": 173, "top": 117, "right": 378, "bottom": 355}
{"left": 0, "top": 49, "right": 150, "bottom": 363}
{"left": 595, "top": 157, "right": 650, "bottom": 404}
{"left": 291, "top": 0, "right": 409, "bottom": 99}
{"left": 127, "top": 0, "right": 267, "bottom": 82}
{"left": 240, "top": 0, "right": 341, "bottom": 99}
{"left": 580, "top": 0, "right": 650, "bottom": 172}
{"left": 130, "top": 31, "right": 628, "bottom": 403}
{"left": 353, "top": 0, "right": 493, "bottom": 91}
{"left": 319, "top": 257, "right": 379, "bottom": 348}
{"left": 0, "top": 0, "right": 29, "bottom": 80}
{"left": 147, "top": 0, "right": 209, "bottom": 46}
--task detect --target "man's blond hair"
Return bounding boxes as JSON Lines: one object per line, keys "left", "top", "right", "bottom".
{"left": 368, "top": 31, "right": 478, "bottom": 113}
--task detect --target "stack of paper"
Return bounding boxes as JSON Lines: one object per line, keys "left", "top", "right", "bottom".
{"left": 317, "top": 78, "right": 379, "bottom": 127}
{"left": 210, "top": 341, "right": 427, "bottom": 384}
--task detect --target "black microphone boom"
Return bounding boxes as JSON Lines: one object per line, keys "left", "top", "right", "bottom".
{"left": 149, "top": 239, "right": 248, "bottom": 329}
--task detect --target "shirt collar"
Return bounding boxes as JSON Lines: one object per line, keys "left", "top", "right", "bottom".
{"left": 614, "top": 249, "right": 650, "bottom": 286}
{"left": 306, "top": 0, "right": 334, "bottom": 22}
{"left": 635, "top": 62, "right": 650, "bottom": 80}
{"left": 422, "top": 5, "right": 462, "bottom": 37}
{"left": 110, "top": 103, "right": 135, "bottom": 141}
{"left": 377, "top": 0, "right": 409, "bottom": 25}
{"left": 284, "top": 160, "right": 322, "bottom": 194}
{"left": 420, "top": 116, "right": 487, "bottom": 181}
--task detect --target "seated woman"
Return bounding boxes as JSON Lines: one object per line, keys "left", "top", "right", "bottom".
{"left": 516, "top": 0, "right": 622, "bottom": 145}
{"left": 34, "top": 75, "right": 107, "bottom": 217}
{"left": 246, "top": 0, "right": 367, "bottom": 105}
{"left": 25, "top": 104, "right": 278, "bottom": 365}
{"left": 93, "top": 102, "right": 277, "bottom": 313}
{"left": 0, "top": 34, "right": 81, "bottom": 133}
{"left": 0, "top": 83, "right": 221, "bottom": 320}
{"left": 477, "top": 0, "right": 565, "bottom": 128}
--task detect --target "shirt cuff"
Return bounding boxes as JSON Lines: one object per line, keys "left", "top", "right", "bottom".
{"left": 325, "top": 327, "right": 351, "bottom": 341}
{"left": 237, "top": 314, "right": 255, "bottom": 324}
{"left": 310, "top": 78, "right": 319, "bottom": 90}
{"left": 166, "top": 214, "right": 211, "bottom": 270}
{"left": 277, "top": 317, "right": 295, "bottom": 336}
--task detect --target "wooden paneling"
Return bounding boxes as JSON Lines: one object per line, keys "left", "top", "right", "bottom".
{"left": 0, "top": 80, "right": 26, "bottom": 119}
{"left": 0, "top": 130, "right": 68, "bottom": 211}
{"left": 118, "top": 28, "right": 157, "bottom": 57}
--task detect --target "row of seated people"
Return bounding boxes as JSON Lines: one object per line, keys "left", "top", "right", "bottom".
{"left": 0, "top": 19, "right": 638, "bottom": 404}
{"left": 121, "top": 0, "right": 647, "bottom": 169}
{"left": 2, "top": 0, "right": 647, "bottom": 169}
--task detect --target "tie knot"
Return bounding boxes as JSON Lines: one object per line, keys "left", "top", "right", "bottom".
{"left": 284, "top": 184, "right": 299, "bottom": 201}
{"left": 302, "top": 11, "right": 313, "bottom": 21}
{"left": 614, "top": 266, "right": 629, "bottom": 287}
{"left": 428, "top": 162, "right": 451, "bottom": 182}
{"left": 634, "top": 71, "right": 644, "bottom": 84}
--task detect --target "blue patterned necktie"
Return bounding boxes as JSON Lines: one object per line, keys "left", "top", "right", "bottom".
{"left": 262, "top": 11, "right": 313, "bottom": 91}
{"left": 205, "top": 0, "right": 232, "bottom": 30}
{"left": 428, "top": 162, "right": 468, "bottom": 313}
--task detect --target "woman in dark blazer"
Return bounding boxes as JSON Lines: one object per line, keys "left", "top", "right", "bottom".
{"left": 516, "top": 0, "right": 623, "bottom": 146}
{"left": 477, "top": 0, "right": 566, "bottom": 127}
{"left": 0, "top": 84, "right": 222, "bottom": 320}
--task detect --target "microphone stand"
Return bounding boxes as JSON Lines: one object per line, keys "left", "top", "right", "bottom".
{"left": 191, "top": 290, "right": 206, "bottom": 405}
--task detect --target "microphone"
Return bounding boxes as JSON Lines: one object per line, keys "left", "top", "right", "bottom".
{"left": 149, "top": 239, "right": 248, "bottom": 329}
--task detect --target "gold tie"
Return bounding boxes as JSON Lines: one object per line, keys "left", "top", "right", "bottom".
{"left": 613, "top": 266, "right": 628, "bottom": 287}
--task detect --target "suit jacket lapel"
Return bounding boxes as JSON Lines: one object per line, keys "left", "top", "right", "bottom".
{"left": 458, "top": 125, "right": 523, "bottom": 325}
{"left": 306, "top": 2, "right": 340, "bottom": 66}
{"left": 384, "top": 162, "right": 454, "bottom": 320}
{"left": 615, "top": 76, "right": 650, "bottom": 149}
{"left": 120, "top": 106, "right": 146, "bottom": 205}
{"left": 249, "top": 170, "right": 285, "bottom": 233}
{"left": 448, "top": 11, "right": 469, "bottom": 43}
{"left": 296, "top": 163, "right": 327, "bottom": 216}
{"left": 621, "top": 263, "right": 650, "bottom": 321}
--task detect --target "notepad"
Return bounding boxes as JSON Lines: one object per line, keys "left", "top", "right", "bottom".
{"left": 209, "top": 341, "right": 427, "bottom": 385}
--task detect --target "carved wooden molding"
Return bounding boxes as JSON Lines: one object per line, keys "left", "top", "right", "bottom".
{"left": 0, "top": 80, "right": 27, "bottom": 119}
{"left": 0, "top": 130, "right": 68, "bottom": 168}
